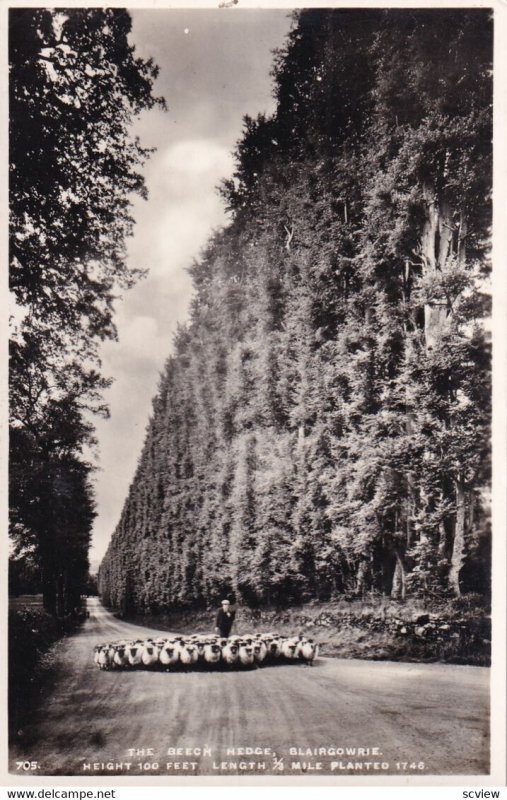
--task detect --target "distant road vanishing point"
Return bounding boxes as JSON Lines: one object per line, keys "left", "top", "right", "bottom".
{"left": 9, "top": 597, "right": 489, "bottom": 778}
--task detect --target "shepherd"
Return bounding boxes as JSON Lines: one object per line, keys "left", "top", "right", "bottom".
{"left": 215, "top": 599, "right": 235, "bottom": 638}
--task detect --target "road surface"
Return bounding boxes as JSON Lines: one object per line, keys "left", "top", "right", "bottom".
{"left": 9, "top": 598, "right": 489, "bottom": 777}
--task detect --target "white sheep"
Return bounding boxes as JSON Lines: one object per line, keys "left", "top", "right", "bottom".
{"left": 253, "top": 641, "right": 267, "bottom": 664}
{"left": 221, "top": 640, "right": 240, "bottom": 666}
{"left": 238, "top": 641, "right": 255, "bottom": 667}
{"left": 298, "top": 639, "right": 319, "bottom": 665}
{"left": 204, "top": 640, "right": 222, "bottom": 665}
{"left": 263, "top": 636, "right": 280, "bottom": 659}
{"left": 93, "top": 631, "right": 318, "bottom": 672}
{"left": 159, "top": 640, "right": 181, "bottom": 668}
{"left": 141, "top": 641, "right": 161, "bottom": 667}
{"left": 98, "top": 645, "right": 111, "bottom": 670}
{"left": 194, "top": 639, "right": 208, "bottom": 662}
{"left": 127, "top": 641, "right": 144, "bottom": 667}
{"left": 179, "top": 642, "right": 199, "bottom": 667}
{"left": 281, "top": 637, "right": 299, "bottom": 660}
{"left": 113, "top": 644, "right": 129, "bottom": 668}
{"left": 106, "top": 643, "right": 117, "bottom": 666}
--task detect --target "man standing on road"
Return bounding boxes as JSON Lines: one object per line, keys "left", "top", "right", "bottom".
{"left": 215, "top": 599, "right": 235, "bottom": 638}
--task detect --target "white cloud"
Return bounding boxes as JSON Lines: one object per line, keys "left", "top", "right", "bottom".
{"left": 161, "top": 138, "right": 233, "bottom": 177}
{"left": 102, "top": 314, "right": 167, "bottom": 368}
{"left": 126, "top": 138, "right": 233, "bottom": 281}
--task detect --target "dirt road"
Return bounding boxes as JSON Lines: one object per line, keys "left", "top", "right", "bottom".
{"left": 9, "top": 598, "right": 489, "bottom": 777}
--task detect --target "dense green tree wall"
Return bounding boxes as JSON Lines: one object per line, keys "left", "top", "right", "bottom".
{"left": 99, "top": 9, "right": 492, "bottom": 611}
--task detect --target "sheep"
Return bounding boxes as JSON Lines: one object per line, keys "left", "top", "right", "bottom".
{"left": 93, "top": 631, "right": 319, "bottom": 672}
{"left": 253, "top": 641, "right": 267, "bottom": 664}
{"left": 298, "top": 639, "right": 319, "bottom": 665}
{"left": 281, "top": 637, "right": 299, "bottom": 660}
{"left": 113, "top": 644, "right": 129, "bottom": 669}
{"left": 238, "top": 641, "right": 255, "bottom": 667}
{"left": 195, "top": 639, "right": 207, "bottom": 662}
{"left": 93, "top": 644, "right": 103, "bottom": 667}
{"left": 141, "top": 641, "right": 161, "bottom": 667}
{"left": 262, "top": 636, "right": 280, "bottom": 660}
{"left": 93, "top": 644, "right": 109, "bottom": 669}
{"left": 179, "top": 642, "right": 199, "bottom": 667}
{"left": 267, "top": 636, "right": 284, "bottom": 659}
{"left": 97, "top": 645, "right": 110, "bottom": 670}
{"left": 106, "top": 643, "right": 117, "bottom": 666}
{"left": 127, "top": 642, "right": 144, "bottom": 667}
{"left": 96, "top": 647, "right": 106, "bottom": 670}
{"left": 217, "top": 637, "right": 228, "bottom": 656}
{"left": 159, "top": 640, "right": 181, "bottom": 668}
{"left": 221, "top": 640, "right": 240, "bottom": 666}
{"left": 203, "top": 641, "right": 222, "bottom": 665}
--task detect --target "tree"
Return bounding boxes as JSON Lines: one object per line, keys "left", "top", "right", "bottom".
{"left": 10, "top": 8, "right": 164, "bottom": 613}
{"left": 99, "top": 8, "right": 492, "bottom": 613}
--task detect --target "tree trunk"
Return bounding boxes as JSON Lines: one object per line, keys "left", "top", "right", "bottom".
{"left": 39, "top": 536, "right": 58, "bottom": 615}
{"left": 41, "top": 565, "right": 57, "bottom": 615}
{"left": 356, "top": 559, "right": 370, "bottom": 596}
{"left": 56, "top": 571, "right": 65, "bottom": 618}
{"left": 391, "top": 549, "right": 406, "bottom": 601}
{"left": 405, "top": 472, "right": 415, "bottom": 549}
{"left": 449, "top": 477, "right": 466, "bottom": 596}
{"left": 421, "top": 187, "right": 454, "bottom": 350}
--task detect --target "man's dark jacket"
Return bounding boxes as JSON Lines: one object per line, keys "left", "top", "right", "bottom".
{"left": 216, "top": 608, "right": 235, "bottom": 636}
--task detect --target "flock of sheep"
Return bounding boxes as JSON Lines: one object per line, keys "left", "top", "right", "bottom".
{"left": 93, "top": 632, "right": 319, "bottom": 671}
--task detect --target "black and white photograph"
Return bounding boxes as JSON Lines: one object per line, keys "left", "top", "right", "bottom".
{"left": 5, "top": 0, "right": 506, "bottom": 787}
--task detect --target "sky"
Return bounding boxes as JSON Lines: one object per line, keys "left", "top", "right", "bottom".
{"left": 89, "top": 9, "right": 293, "bottom": 570}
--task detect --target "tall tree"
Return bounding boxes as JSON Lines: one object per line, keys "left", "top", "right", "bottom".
{"left": 99, "top": 9, "right": 492, "bottom": 612}
{"left": 10, "top": 8, "right": 164, "bottom": 613}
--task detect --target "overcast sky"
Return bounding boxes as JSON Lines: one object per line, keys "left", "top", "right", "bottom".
{"left": 89, "top": 9, "right": 293, "bottom": 570}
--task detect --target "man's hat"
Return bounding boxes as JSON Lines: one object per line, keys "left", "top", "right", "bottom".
{"left": 221, "top": 599, "right": 230, "bottom": 605}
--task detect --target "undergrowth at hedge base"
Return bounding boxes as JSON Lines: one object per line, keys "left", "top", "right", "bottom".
{"left": 119, "top": 596, "right": 490, "bottom": 667}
